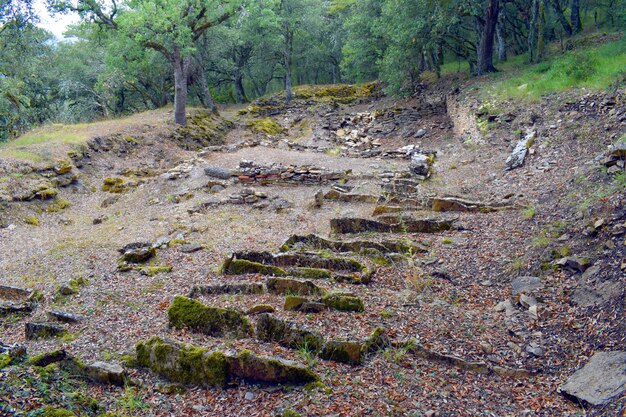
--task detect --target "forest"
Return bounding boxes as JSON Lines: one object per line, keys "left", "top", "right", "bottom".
{"left": 1, "top": 0, "right": 624, "bottom": 138}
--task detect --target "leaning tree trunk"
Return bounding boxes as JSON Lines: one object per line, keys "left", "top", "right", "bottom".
{"left": 477, "top": 0, "right": 500, "bottom": 75}
{"left": 570, "top": 0, "right": 582, "bottom": 34}
{"left": 172, "top": 48, "right": 190, "bottom": 126}
{"left": 196, "top": 67, "right": 218, "bottom": 114}
{"left": 234, "top": 70, "right": 247, "bottom": 104}
{"left": 550, "top": 0, "right": 573, "bottom": 36}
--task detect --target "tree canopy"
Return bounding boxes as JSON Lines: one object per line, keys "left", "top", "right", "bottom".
{"left": 1, "top": 0, "right": 624, "bottom": 137}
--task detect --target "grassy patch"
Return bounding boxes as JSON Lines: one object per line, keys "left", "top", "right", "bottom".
{"left": 486, "top": 39, "right": 626, "bottom": 101}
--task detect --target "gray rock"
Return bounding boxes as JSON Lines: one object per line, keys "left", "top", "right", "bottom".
{"left": 414, "top": 128, "right": 427, "bottom": 138}
{"left": 180, "top": 243, "right": 203, "bottom": 253}
{"left": 47, "top": 310, "right": 85, "bottom": 323}
{"left": 204, "top": 166, "right": 232, "bottom": 180}
{"left": 511, "top": 276, "right": 543, "bottom": 296}
{"left": 118, "top": 243, "right": 156, "bottom": 264}
{"left": 25, "top": 322, "right": 66, "bottom": 340}
{"left": 86, "top": 361, "right": 126, "bottom": 386}
{"left": 505, "top": 131, "right": 536, "bottom": 170}
{"left": 210, "top": 184, "right": 226, "bottom": 193}
{"left": 560, "top": 351, "right": 626, "bottom": 405}
{"left": 58, "top": 282, "right": 77, "bottom": 296}
{"left": 555, "top": 256, "right": 592, "bottom": 273}
{"left": 256, "top": 314, "right": 324, "bottom": 352}
{"left": 409, "top": 154, "right": 431, "bottom": 177}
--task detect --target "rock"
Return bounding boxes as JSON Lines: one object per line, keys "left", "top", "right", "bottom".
{"left": 229, "top": 350, "right": 318, "bottom": 384}
{"left": 47, "top": 310, "right": 85, "bottom": 323}
{"left": 511, "top": 276, "right": 543, "bottom": 296}
{"left": 25, "top": 322, "right": 66, "bottom": 340}
{"left": 431, "top": 197, "right": 512, "bottom": 213}
{"left": 86, "top": 361, "right": 126, "bottom": 386}
{"left": 204, "top": 166, "right": 232, "bottom": 180}
{"left": 255, "top": 314, "right": 324, "bottom": 352}
{"left": 266, "top": 278, "right": 324, "bottom": 296}
{"left": 518, "top": 293, "right": 538, "bottom": 308}
{"left": 320, "top": 340, "right": 363, "bottom": 365}
{"left": 526, "top": 343, "right": 544, "bottom": 357}
{"left": 190, "top": 283, "right": 265, "bottom": 297}
{"left": 284, "top": 296, "right": 308, "bottom": 311}
{"left": 221, "top": 258, "right": 287, "bottom": 277}
{"left": 180, "top": 243, "right": 203, "bottom": 253}
{"left": 300, "top": 302, "right": 326, "bottom": 313}
{"left": 505, "top": 131, "right": 536, "bottom": 170}
{"left": 27, "top": 349, "right": 67, "bottom": 367}
{"left": 494, "top": 300, "right": 514, "bottom": 316}
{"left": 0, "top": 342, "right": 27, "bottom": 367}
{"left": 118, "top": 243, "right": 156, "bottom": 264}
{"left": 313, "top": 189, "right": 324, "bottom": 208}
{"left": 362, "top": 327, "right": 392, "bottom": 355}
{"left": 210, "top": 184, "right": 226, "bottom": 193}
{"left": 167, "top": 296, "right": 253, "bottom": 338}
{"left": 330, "top": 217, "right": 455, "bottom": 234}
{"left": 409, "top": 154, "right": 431, "bottom": 177}
{"left": 560, "top": 351, "right": 626, "bottom": 406}
{"left": 555, "top": 256, "right": 592, "bottom": 273}
{"left": 414, "top": 128, "right": 427, "bottom": 138}
{"left": 136, "top": 337, "right": 318, "bottom": 386}
{"left": 246, "top": 304, "right": 275, "bottom": 315}
{"left": 58, "top": 282, "right": 78, "bottom": 296}
{"left": 322, "top": 293, "right": 365, "bottom": 312}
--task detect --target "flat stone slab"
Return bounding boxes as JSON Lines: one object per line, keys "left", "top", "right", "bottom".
{"left": 511, "top": 276, "right": 544, "bottom": 296}
{"left": 560, "top": 351, "right": 626, "bottom": 406}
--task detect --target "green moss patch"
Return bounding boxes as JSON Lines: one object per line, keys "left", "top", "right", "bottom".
{"left": 222, "top": 259, "right": 287, "bottom": 277}
{"left": 246, "top": 118, "right": 286, "bottom": 135}
{"left": 322, "top": 293, "right": 365, "bottom": 312}
{"left": 167, "top": 295, "right": 253, "bottom": 338}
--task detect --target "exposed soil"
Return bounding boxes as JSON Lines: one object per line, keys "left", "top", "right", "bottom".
{"left": 1, "top": 79, "right": 625, "bottom": 417}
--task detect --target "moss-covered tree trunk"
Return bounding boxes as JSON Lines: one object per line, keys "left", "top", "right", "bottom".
{"left": 172, "top": 48, "right": 190, "bottom": 126}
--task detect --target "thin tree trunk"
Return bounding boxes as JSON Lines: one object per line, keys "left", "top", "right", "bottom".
{"left": 284, "top": 30, "right": 293, "bottom": 102}
{"left": 529, "top": 0, "right": 539, "bottom": 63}
{"left": 477, "top": 0, "right": 500, "bottom": 75}
{"left": 496, "top": 10, "right": 507, "bottom": 62}
{"left": 570, "top": 0, "right": 582, "bottom": 33}
{"left": 234, "top": 71, "right": 247, "bottom": 104}
{"left": 172, "top": 48, "right": 190, "bottom": 126}
{"left": 196, "top": 68, "right": 218, "bottom": 114}
{"left": 549, "top": 0, "right": 573, "bottom": 36}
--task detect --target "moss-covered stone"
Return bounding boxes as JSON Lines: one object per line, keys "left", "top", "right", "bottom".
{"left": 322, "top": 293, "right": 365, "bottom": 312}
{"left": 266, "top": 278, "right": 324, "bottom": 296}
{"left": 320, "top": 341, "right": 363, "bottom": 365}
{"left": 284, "top": 296, "right": 308, "bottom": 311}
{"left": 246, "top": 118, "right": 286, "bottom": 135}
{"left": 230, "top": 350, "right": 318, "bottom": 384}
{"left": 138, "top": 265, "right": 173, "bottom": 276}
{"left": 256, "top": 314, "right": 324, "bottom": 352}
{"left": 282, "top": 410, "right": 302, "bottom": 417}
{"left": 362, "top": 327, "right": 391, "bottom": 355}
{"left": 291, "top": 267, "right": 332, "bottom": 280}
{"left": 168, "top": 295, "right": 253, "bottom": 338}
{"left": 27, "top": 350, "right": 67, "bottom": 367}
{"left": 102, "top": 177, "right": 125, "bottom": 193}
{"left": 136, "top": 336, "right": 229, "bottom": 387}
{"left": 223, "top": 259, "right": 287, "bottom": 276}
{"left": 174, "top": 110, "right": 234, "bottom": 151}
{"left": 246, "top": 304, "right": 275, "bottom": 315}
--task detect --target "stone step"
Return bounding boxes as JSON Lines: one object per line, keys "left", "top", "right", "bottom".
{"left": 281, "top": 234, "right": 426, "bottom": 256}
{"left": 330, "top": 217, "right": 457, "bottom": 234}
{"left": 136, "top": 336, "right": 318, "bottom": 386}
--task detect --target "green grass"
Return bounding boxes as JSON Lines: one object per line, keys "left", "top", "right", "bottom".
{"left": 486, "top": 39, "right": 626, "bottom": 101}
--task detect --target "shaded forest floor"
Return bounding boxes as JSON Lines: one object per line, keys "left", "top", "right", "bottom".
{"left": 1, "top": 57, "right": 625, "bottom": 416}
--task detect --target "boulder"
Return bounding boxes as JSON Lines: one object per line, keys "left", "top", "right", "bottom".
{"left": 47, "top": 310, "right": 85, "bottom": 323}
{"left": 118, "top": 242, "right": 155, "bottom": 264}
{"left": 221, "top": 258, "right": 287, "bottom": 276}
{"left": 25, "top": 322, "right": 67, "bottom": 340}
{"left": 180, "top": 243, "right": 203, "bottom": 253}
{"left": 246, "top": 304, "right": 275, "bottom": 315}
{"left": 555, "top": 256, "right": 592, "bottom": 273}
{"left": 409, "top": 154, "right": 432, "bottom": 177}
{"left": 266, "top": 278, "right": 324, "bottom": 296}
{"left": 505, "top": 131, "right": 536, "bottom": 170}
{"left": 27, "top": 349, "right": 67, "bottom": 367}
{"left": 300, "top": 302, "right": 326, "bottom": 313}
{"left": 255, "top": 314, "right": 324, "bottom": 352}
{"left": 560, "top": 351, "right": 626, "bottom": 406}
{"left": 229, "top": 350, "right": 318, "bottom": 384}
{"left": 320, "top": 341, "right": 363, "bottom": 365}
{"left": 204, "top": 166, "right": 232, "bottom": 180}
{"left": 136, "top": 337, "right": 317, "bottom": 386}
{"left": 330, "top": 217, "right": 455, "bottom": 234}
{"left": 322, "top": 293, "right": 365, "bottom": 312}
{"left": 511, "top": 276, "right": 544, "bottom": 296}
{"left": 189, "top": 283, "right": 265, "bottom": 297}
{"left": 167, "top": 296, "right": 253, "bottom": 338}
{"left": 284, "top": 296, "right": 308, "bottom": 311}
{"left": 85, "top": 361, "right": 126, "bottom": 386}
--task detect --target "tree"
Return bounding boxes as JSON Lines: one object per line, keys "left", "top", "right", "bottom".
{"left": 50, "top": 0, "right": 241, "bottom": 126}
{"left": 476, "top": 0, "right": 500, "bottom": 75}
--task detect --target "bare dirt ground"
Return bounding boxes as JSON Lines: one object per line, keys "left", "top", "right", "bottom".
{"left": 0, "top": 80, "right": 625, "bottom": 417}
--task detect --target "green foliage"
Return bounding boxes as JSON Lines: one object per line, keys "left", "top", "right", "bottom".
{"left": 523, "top": 205, "right": 537, "bottom": 219}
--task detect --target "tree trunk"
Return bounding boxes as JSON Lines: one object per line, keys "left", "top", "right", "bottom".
{"left": 570, "top": 0, "right": 582, "bottom": 33}
{"left": 549, "top": 0, "right": 573, "bottom": 36}
{"left": 496, "top": 10, "right": 507, "bottom": 62}
{"left": 529, "top": 0, "right": 540, "bottom": 63}
{"left": 476, "top": 0, "right": 500, "bottom": 75}
{"left": 234, "top": 70, "right": 247, "bottom": 104}
{"left": 284, "top": 30, "right": 294, "bottom": 102}
{"left": 172, "top": 48, "right": 190, "bottom": 126}
{"left": 196, "top": 67, "right": 218, "bottom": 114}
